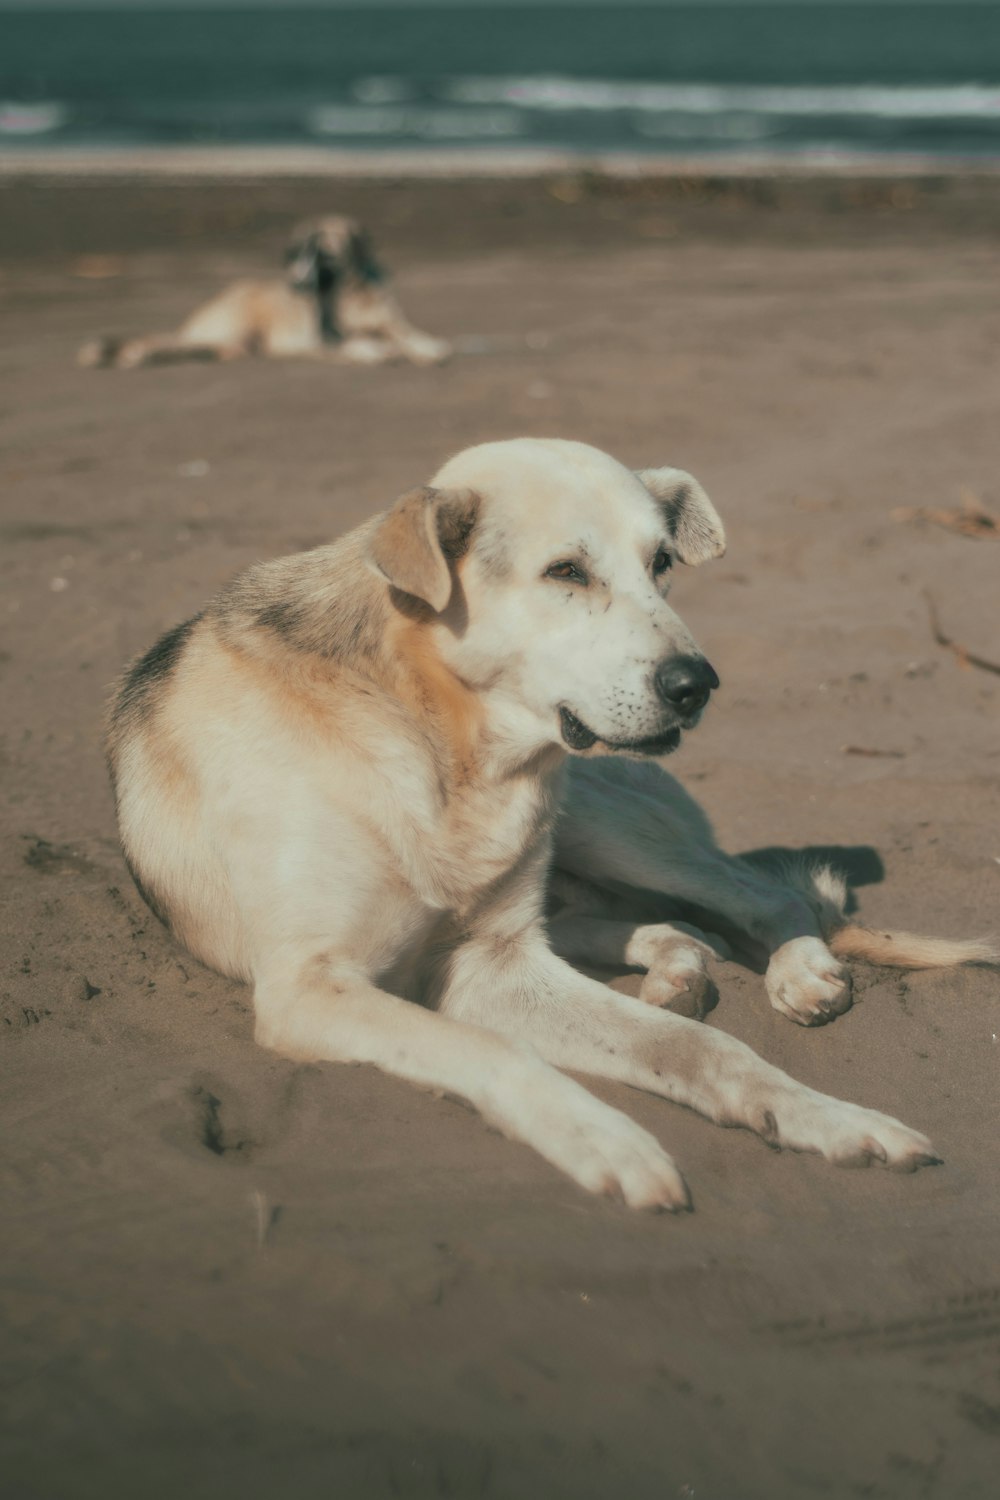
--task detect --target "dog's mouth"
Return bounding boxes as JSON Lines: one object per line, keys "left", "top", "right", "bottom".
{"left": 558, "top": 707, "right": 682, "bottom": 757}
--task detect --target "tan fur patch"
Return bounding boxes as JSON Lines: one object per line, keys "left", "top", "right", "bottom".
{"left": 388, "top": 615, "right": 484, "bottom": 780}
{"left": 206, "top": 626, "right": 349, "bottom": 743}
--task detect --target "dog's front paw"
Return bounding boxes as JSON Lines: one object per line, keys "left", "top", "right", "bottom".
{"left": 765, "top": 936, "right": 852, "bottom": 1026}
{"left": 407, "top": 336, "right": 452, "bottom": 366}
{"left": 566, "top": 1111, "right": 690, "bottom": 1211}
{"left": 767, "top": 1091, "right": 941, "bottom": 1172}
{"left": 340, "top": 337, "right": 392, "bottom": 365}
{"left": 507, "top": 1073, "right": 690, "bottom": 1211}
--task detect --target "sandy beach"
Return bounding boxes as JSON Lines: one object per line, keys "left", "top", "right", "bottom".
{"left": 1, "top": 170, "right": 999, "bottom": 1499}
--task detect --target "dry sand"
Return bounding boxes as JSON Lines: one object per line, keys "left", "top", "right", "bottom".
{"left": 1, "top": 173, "right": 999, "bottom": 1500}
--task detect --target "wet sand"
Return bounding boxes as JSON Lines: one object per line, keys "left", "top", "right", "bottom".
{"left": 1, "top": 172, "right": 999, "bottom": 1500}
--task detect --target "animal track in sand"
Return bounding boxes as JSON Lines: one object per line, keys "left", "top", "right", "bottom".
{"left": 22, "top": 835, "right": 98, "bottom": 877}
{"left": 157, "top": 1077, "right": 260, "bottom": 1162}
{"left": 765, "top": 1285, "right": 1000, "bottom": 1363}
{"left": 192, "top": 1085, "right": 254, "bottom": 1158}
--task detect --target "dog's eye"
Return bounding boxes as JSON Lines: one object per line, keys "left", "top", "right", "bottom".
{"left": 545, "top": 561, "right": 588, "bottom": 585}
{"left": 652, "top": 548, "right": 673, "bottom": 577}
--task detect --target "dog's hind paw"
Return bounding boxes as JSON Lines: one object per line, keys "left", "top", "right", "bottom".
{"left": 406, "top": 335, "right": 452, "bottom": 366}
{"left": 631, "top": 926, "right": 724, "bottom": 1021}
{"left": 765, "top": 936, "right": 852, "bottom": 1026}
{"left": 640, "top": 965, "right": 718, "bottom": 1020}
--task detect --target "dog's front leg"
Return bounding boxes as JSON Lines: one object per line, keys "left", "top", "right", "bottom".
{"left": 392, "top": 326, "right": 452, "bottom": 366}
{"left": 370, "top": 294, "right": 452, "bottom": 364}
{"left": 441, "top": 938, "right": 937, "bottom": 1172}
{"left": 557, "top": 761, "right": 852, "bottom": 1026}
{"left": 314, "top": 337, "right": 398, "bottom": 365}
{"left": 251, "top": 952, "right": 687, "bottom": 1210}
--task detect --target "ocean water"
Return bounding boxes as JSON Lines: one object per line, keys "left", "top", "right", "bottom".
{"left": 2, "top": 3, "right": 1000, "bottom": 161}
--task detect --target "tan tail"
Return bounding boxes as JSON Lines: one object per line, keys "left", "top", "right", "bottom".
{"left": 829, "top": 925, "right": 998, "bottom": 970}
{"left": 769, "top": 857, "right": 997, "bottom": 970}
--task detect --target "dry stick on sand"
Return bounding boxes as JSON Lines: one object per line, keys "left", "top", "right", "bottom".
{"left": 924, "top": 591, "right": 1000, "bottom": 677}
{"left": 893, "top": 490, "right": 1000, "bottom": 541}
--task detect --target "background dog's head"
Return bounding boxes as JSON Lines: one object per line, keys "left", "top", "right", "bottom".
{"left": 368, "top": 439, "right": 725, "bottom": 760}
{"left": 284, "top": 216, "right": 384, "bottom": 296}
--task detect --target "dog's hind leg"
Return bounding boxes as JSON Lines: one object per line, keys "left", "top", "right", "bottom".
{"left": 547, "top": 869, "right": 728, "bottom": 1017}
{"left": 548, "top": 910, "right": 727, "bottom": 1019}
{"left": 557, "top": 759, "right": 853, "bottom": 1027}
{"left": 121, "top": 335, "right": 245, "bottom": 368}
{"left": 250, "top": 952, "right": 688, "bottom": 1210}
{"left": 78, "top": 333, "right": 243, "bottom": 368}
{"left": 442, "top": 938, "right": 939, "bottom": 1174}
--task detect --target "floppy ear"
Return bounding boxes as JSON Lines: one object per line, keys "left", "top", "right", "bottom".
{"left": 368, "top": 486, "right": 480, "bottom": 613}
{"left": 637, "top": 467, "right": 726, "bottom": 565}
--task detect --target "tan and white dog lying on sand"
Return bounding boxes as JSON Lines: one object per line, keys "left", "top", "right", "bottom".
{"left": 80, "top": 215, "right": 450, "bottom": 370}
{"left": 107, "top": 439, "right": 994, "bottom": 1209}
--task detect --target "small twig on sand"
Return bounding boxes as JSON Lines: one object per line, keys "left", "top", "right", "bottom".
{"left": 841, "top": 745, "right": 906, "bottom": 759}
{"left": 924, "top": 591, "right": 1000, "bottom": 677}
{"left": 893, "top": 491, "right": 1000, "bottom": 541}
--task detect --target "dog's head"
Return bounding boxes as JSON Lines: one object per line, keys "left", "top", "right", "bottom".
{"left": 284, "top": 216, "right": 384, "bottom": 295}
{"left": 368, "top": 439, "right": 725, "bottom": 760}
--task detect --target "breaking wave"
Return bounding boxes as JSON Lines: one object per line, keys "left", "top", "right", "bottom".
{"left": 439, "top": 76, "right": 1000, "bottom": 122}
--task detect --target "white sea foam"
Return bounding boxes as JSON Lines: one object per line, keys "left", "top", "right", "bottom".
{"left": 441, "top": 77, "right": 1000, "bottom": 121}
{"left": 0, "top": 101, "right": 68, "bottom": 136}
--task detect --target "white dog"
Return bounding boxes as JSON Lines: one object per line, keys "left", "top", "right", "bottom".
{"left": 108, "top": 439, "right": 994, "bottom": 1209}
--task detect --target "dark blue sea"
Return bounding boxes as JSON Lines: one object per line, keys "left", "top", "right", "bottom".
{"left": 2, "top": 3, "right": 1000, "bottom": 161}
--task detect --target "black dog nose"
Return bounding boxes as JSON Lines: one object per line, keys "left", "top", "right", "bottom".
{"left": 654, "top": 655, "right": 720, "bottom": 716}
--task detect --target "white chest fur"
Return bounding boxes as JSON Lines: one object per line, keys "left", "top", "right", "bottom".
{"left": 387, "top": 756, "right": 561, "bottom": 917}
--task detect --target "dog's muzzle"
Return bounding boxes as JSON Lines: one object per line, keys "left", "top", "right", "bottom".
{"left": 558, "top": 656, "right": 719, "bottom": 756}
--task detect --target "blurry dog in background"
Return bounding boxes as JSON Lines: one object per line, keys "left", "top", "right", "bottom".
{"left": 78, "top": 215, "right": 451, "bottom": 370}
